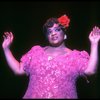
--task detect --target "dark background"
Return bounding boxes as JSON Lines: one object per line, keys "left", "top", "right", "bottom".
{"left": 0, "top": 1, "right": 100, "bottom": 98}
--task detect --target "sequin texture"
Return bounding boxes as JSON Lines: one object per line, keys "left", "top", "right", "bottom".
{"left": 20, "top": 45, "right": 89, "bottom": 99}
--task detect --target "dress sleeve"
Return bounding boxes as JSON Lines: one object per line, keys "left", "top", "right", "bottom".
{"left": 20, "top": 45, "right": 41, "bottom": 75}
{"left": 20, "top": 47, "right": 34, "bottom": 75}
{"left": 75, "top": 50, "right": 90, "bottom": 76}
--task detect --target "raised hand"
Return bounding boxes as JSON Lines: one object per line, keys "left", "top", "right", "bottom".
{"left": 2, "top": 32, "right": 14, "bottom": 50}
{"left": 89, "top": 26, "right": 100, "bottom": 44}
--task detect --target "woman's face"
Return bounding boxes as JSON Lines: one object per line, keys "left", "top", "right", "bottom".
{"left": 47, "top": 23, "right": 66, "bottom": 46}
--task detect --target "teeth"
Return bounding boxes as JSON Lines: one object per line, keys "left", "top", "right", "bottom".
{"left": 52, "top": 37, "right": 58, "bottom": 40}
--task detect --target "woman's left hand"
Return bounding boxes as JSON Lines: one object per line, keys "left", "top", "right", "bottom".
{"left": 89, "top": 26, "right": 100, "bottom": 44}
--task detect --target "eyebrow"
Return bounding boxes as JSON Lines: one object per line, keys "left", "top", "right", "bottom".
{"left": 48, "top": 27, "right": 61, "bottom": 31}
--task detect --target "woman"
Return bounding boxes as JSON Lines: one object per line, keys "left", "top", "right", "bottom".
{"left": 2, "top": 14, "right": 100, "bottom": 98}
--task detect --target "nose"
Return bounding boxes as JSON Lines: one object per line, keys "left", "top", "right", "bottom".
{"left": 51, "top": 31, "right": 56, "bottom": 36}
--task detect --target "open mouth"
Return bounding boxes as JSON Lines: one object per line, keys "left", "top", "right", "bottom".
{"left": 51, "top": 36, "right": 58, "bottom": 40}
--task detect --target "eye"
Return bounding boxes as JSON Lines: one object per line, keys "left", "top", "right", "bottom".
{"left": 47, "top": 30, "right": 52, "bottom": 35}
{"left": 55, "top": 28, "right": 61, "bottom": 32}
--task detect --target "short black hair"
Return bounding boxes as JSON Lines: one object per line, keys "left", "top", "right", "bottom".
{"left": 43, "top": 17, "right": 66, "bottom": 34}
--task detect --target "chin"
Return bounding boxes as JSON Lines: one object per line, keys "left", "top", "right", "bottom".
{"left": 50, "top": 42, "right": 61, "bottom": 47}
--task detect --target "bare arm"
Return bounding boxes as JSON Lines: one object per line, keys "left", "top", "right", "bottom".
{"left": 2, "top": 32, "right": 25, "bottom": 75}
{"left": 85, "top": 26, "right": 100, "bottom": 75}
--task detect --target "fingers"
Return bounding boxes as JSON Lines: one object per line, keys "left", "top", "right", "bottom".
{"left": 93, "top": 26, "right": 99, "bottom": 30}
{"left": 4, "top": 32, "right": 10, "bottom": 39}
{"left": 3, "top": 34, "right": 6, "bottom": 40}
{"left": 3, "top": 32, "right": 13, "bottom": 41}
{"left": 92, "top": 26, "right": 100, "bottom": 36}
{"left": 93, "top": 26, "right": 100, "bottom": 32}
{"left": 10, "top": 32, "right": 14, "bottom": 41}
{"left": 89, "top": 26, "right": 100, "bottom": 38}
{"left": 89, "top": 31, "right": 93, "bottom": 37}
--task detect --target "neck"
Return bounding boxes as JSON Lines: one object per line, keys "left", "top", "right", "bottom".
{"left": 49, "top": 43, "right": 66, "bottom": 50}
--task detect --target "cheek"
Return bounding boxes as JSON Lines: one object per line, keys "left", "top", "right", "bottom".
{"left": 46, "top": 35, "right": 51, "bottom": 41}
{"left": 59, "top": 33, "right": 65, "bottom": 39}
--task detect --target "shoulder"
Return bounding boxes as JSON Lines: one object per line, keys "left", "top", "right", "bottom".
{"left": 66, "top": 48, "right": 72, "bottom": 52}
{"left": 66, "top": 48, "right": 72, "bottom": 54}
{"left": 31, "top": 45, "right": 42, "bottom": 49}
{"left": 72, "top": 49, "right": 89, "bottom": 58}
{"left": 65, "top": 48, "right": 89, "bottom": 56}
{"left": 30, "top": 45, "right": 45, "bottom": 51}
{"left": 22, "top": 45, "right": 44, "bottom": 55}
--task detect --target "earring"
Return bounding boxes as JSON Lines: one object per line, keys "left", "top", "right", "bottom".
{"left": 64, "top": 35, "right": 67, "bottom": 40}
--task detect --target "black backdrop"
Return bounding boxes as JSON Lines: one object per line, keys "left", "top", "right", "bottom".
{"left": 0, "top": 1, "right": 100, "bottom": 98}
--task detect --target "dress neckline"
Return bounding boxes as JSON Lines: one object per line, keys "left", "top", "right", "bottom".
{"left": 43, "top": 46, "right": 72, "bottom": 61}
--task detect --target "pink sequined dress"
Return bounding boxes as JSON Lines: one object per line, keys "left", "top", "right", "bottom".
{"left": 20, "top": 45, "right": 89, "bottom": 99}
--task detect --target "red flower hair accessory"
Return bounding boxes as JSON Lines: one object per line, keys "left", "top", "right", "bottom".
{"left": 58, "top": 14, "right": 70, "bottom": 28}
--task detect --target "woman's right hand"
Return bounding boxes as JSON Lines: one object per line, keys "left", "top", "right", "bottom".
{"left": 2, "top": 32, "right": 14, "bottom": 50}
